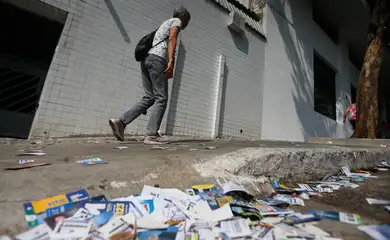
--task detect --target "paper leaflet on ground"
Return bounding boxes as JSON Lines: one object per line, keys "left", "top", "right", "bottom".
{"left": 282, "top": 213, "right": 321, "bottom": 225}
{"left": 254, "top": 203, "right": 294, "bottom": 216}
{"left": 191, "top": 184, "right": 217, "bottom": 194}
{"left": 366, "top": 198, "right": 390, "bottom": 205}
{"left": 273, "top": 223, "right": 316, "bottom": 239}
{"left": 44, "top": 206, "right": 86, "bottom": 230}
{"left": 51, "top": 218, "right": 92, "bottom": 239}
{"left": 273, "top": 194, "right": 305, "bottom": 206}
{"left": 84, "top": 199, "right": 147, "bottom": 218}
{"left": 113, "top": 195, "right": 156, "bottom": 214}
{"left": 378, "top": 160, "right": 390, "bottom": 168}
{"left": 298, "top": 184, "right": 314, "bottom": 192}
{"left": 45, "top": 195, "right": 106, "bottom": 217}
{"left": 341, "top": 165, "right": 377, "bottom": 178}
{"left": 140, "top": 185, "right": 199, "bottom": 222}
{"left": 77, "top": 158, "right": 107, "bottom": 166}
{"left": 358, "top": 225, "right": 390, "bottom": 240}
{"left": 98, "top": 213, "right": 136, "bottom": 239}
{"left": 23, "top": 189, "right": 89, "bottom": 227}
{"left": 309, "top": 210, "right": 363, "bottom": 225}
{"left": 197, "top": 190, "right": 232, "bottom": 210}
{"left": 386, "top": 206, "right": 390, "bottom": 212}
{"left": 138, "top": 226, "right": 180, "bottom": 240}
{"left": 230, "top": 203, "right": 262, "bottom": 221}
{"left": 179, "top": 219, "right": 217, "bottom": 240}
{"left": 219, "top": 218, "right": 252, "bottom": 238}
{"left": 251, "top": 225, "right": 274, "bottom": 240}
{"left": 194, "top": 200, "right": 234, "bottom": 222}
{"left": 295, "top": 222, "right": 331, "bottom": 238}
{"left": 221, "top": 181, "right": 252, "bottom": 196}
{"left": 15, "top": 223, "right": 51, "bottom": 240}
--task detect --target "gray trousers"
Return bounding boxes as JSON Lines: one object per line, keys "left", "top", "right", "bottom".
{"left": 120, "top": 54, "right": 168, "bottom": 136}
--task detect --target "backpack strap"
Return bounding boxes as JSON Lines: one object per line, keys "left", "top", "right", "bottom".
{"left": 150, "top": 27, "right": 170, "bottom": 49}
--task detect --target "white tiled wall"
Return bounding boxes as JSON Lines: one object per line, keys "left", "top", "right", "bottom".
{"left": 31, "top": 0, "right": 266, "bottom": 138}
{"left": 29, "top": 0, "right": 363, "bottom": 141}
{"left": 261, "top": 0, "right": 359, "bottom": 141}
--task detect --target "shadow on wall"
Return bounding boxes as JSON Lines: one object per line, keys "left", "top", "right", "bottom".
{"left": 218, "top": 62, "right": 229, "bottom": 137}
{"left": 269, "top": 0, "right": 339, "bottom": 140}
{"left": 166, "top": 41, "right": 187, "bottom": 135}
{"left": 104, "top": 0, "right": 131, "bottom": 43}
{"left": 228, "top": 28, "right": 249, "bottom": 54}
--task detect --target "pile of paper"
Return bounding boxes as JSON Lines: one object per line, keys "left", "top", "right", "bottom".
{"left": 3, "top": 162, "right": 390, "bottom": 240}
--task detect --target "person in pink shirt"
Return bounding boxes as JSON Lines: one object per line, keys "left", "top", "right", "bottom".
{"left": 343, "top": 103, "right": 357, "bottom": 136}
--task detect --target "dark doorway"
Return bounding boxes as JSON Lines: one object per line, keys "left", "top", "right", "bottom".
{"left": 351, "top": 84, "right": 357, "bottom": 104}
{"left": 0, "top": 1, "right": 66, "bottom": 138}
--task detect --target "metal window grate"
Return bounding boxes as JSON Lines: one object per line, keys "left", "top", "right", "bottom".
{"left": 0, "top": 67, "right": 41, "bottom": 114}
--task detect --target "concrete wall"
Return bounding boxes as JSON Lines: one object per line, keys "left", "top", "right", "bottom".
{"left": 261, "top": 0, "right": 359, "bottom": 141}
{"left": 30, "top": 0, "right": 265, "bottom": 138}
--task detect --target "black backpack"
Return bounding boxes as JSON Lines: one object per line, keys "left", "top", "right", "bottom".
{"left": 134, "top": 29, "right": 167, "bottom": 62}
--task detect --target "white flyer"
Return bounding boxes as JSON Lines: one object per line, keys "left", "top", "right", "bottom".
{"left": 274, "top": 223, "right": 315, "bottom": 239}
{"left": 220, "top": 218, "right": 252, "bottom": 238}
{"left": 366, "top": 198, "right": 390, "bottom": 205}
{"left": 70, "top": 207, "right": 94, "bottom": 220}
{"left": 343, "top": 182, "right": 360, "bottom": 188}
{"left": 98, "top": 214, "right": 136, "bottom": 239}
{"left": 296, "top": 223, "right": 330, "bottom": 238}
{"left": 341, "top": 165, "right": 372, "bottom": 178}
{"left": 252, "top": 226, "right": 273, "bottom": 240}
{"left": 386, "top": 206, "right": 390, "bottom": 212}
{"left": 316, "top": 187, "right": 333, "bottom": 193}
{"left": 15, "top": 223, "right": 51, "bottom": 240}
{"left": 298, "top": 184, "right": 314, "bottom": 192}
{"left": 221, "top": 181, "right": 252, "bottom": 196}
{"left": 339, "top": 212, "right": 363, "bottom": 225}
{"left": 379, "top": 160, "right": 390, "bottom": 167}
{"left": 358, "top": 225, "right": 390, "bottom": 240}
{"left": 195, "top": 201, "right": 234, "bottom": 222}
{"left": 51, "top": 219, "right": 91, "bottom": 239}
{"left": 289, "top": 197, "right": 305, "bottom": 206}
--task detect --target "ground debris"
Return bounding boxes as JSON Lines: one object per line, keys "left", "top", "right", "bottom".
{"left": 4, "top": 160, "right": 390, "bottom": 240}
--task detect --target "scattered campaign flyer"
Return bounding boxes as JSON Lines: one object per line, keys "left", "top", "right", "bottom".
{"left": 274, "top": 223, "right": 316, "bottom": 239}
{"left": 220, "top": 218, "right": 252, "bottom": 238}
{"left": 230, "top": 203, "right": 262, "bottom": 221}
{"left": 98, "top": 214, "right": 136, "bottom": 239}
{"left": 341, "top": 165, "right": 372, "bottom": 178}
{"left": 137, "top": 226, "right": 179, "bottom": 240}
{"left": 254, "top": 204, "right": 294, "bottom": 216}
{"left": 51, "top": 219, "right": 92, "bottom": 239}
{"left": 309, "top": 210, "right": 363, "bottom": 225}
{"left": 192, "top": 184, "right": 217, "bottom": 194}
{"left": 222, "top": 181, "right": 253, "bottom": 197}
{"left": 298, "top": 184, "right": 314, "bottom": 192}
{"left": 281, "top": 213, "right": 321, "bottom": 225}
{"left": 251, "top": 225, "right": 273, "bottom": 240}
{"left": 45, "top": 195, "right": 106, "bottom": 218}
{"left": 15, "top": 223, "right": 51, "bottom": 240}
{"left": 358, "top": 225, "right": 390, "bottom": 240}
{"left": 44, "top": 206, "right": 80, "bottom": 230}
{"left": 23, "top": 189, "right": 89, "bottom": 227}
{"left": 366, "top": 198, "right": 390, "bottom": 205}
{"left": 84, "top": 199, "right": 148, "bottom": 218}
{"left": 77, "top": 158, "right": 107, "bottom": 166}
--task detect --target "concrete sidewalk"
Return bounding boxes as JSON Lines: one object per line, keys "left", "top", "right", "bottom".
{"left": 0, "top": 137, "right": 389, "bottom": 236}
